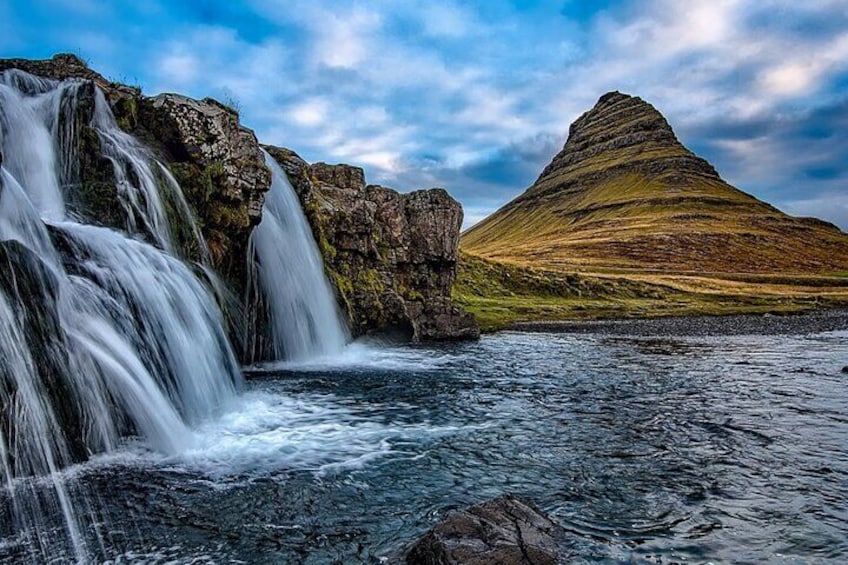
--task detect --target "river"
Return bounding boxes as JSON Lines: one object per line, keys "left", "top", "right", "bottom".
{"left": 3, "top": 315, "right": 846, "bottom": 563}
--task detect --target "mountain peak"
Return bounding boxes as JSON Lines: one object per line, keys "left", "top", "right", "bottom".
{"left": 535, "top": 91, "right": 718, "bottom": 192}
{"left": 463, "top": 92, "right": 848, "bottom": 275}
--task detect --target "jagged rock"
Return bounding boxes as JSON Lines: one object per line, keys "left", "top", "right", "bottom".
{"left": 266, "top": 145, "right": 479, "bottom": 341}
{"left": 0, "top": 53, "right": 140, "bottom": 100}
{"left": 405, "top": 495, "right": 567, "bottom": 565}
{"left": 137, "top": 93, "right": 270, "bottom": 291}
{"left": 464, "top": 91, "right": 848, "bottom": 274}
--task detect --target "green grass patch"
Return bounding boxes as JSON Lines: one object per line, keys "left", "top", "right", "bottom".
{"left": 454, "top": 252, "right": 848, "bottom": 332}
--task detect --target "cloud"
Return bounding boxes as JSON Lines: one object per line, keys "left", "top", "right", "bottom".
{"left": 783, "top": 194, "right": 848, "bottom": 231}
{"left": 3, "top": 0, "right": 848, "bottom": 230}
{"left": 288, "top": 98, "right": 328, "bottom": 127}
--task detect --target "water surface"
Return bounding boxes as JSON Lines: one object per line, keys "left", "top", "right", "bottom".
{"left": 2, "top": 324, "right": 847, "bottom": 563}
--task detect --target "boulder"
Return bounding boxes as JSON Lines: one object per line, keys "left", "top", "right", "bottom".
{"left": 405, "top": 495, "right": 567, "bottom": 564}
{"left": 265, "top": 145, "right": 479, "bottom": 341}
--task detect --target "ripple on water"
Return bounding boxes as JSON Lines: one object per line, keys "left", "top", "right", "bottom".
{"left": 3, "top": 327, "right": 848, "bottom": 563}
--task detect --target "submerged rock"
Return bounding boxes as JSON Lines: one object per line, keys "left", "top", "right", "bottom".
{"left": 265, "top": 145, "right": 479, "bottom": 341}
{"left": 405, "top": 495, "right": 566, "bottom": 564}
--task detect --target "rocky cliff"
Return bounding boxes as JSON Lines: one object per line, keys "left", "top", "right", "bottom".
{"left": 463, "top": 91, "right": 848, "bottom": 274}
{"left": 0, "top": 54, "right": 270, "bottom": 295}
{"left": 0, "top": 54, "right": 477, "bottom": 344}
{"left": 265, "top": 146, "right": 479, "bottom": 340}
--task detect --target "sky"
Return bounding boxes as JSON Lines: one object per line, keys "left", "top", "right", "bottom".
{"left": 2, "top": 0, "right": 848, "bottom": 230}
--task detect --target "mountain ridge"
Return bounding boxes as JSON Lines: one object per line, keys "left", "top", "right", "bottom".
{"left": 462, "top": 91, "right": 848, "bottom": 274}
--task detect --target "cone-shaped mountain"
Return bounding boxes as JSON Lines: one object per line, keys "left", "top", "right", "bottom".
{"left": 463, "top": 92, "right": 848, "bottom": 274}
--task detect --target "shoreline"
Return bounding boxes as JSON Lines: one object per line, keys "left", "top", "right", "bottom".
{"left": 505, "top": 308, "right": 848, "bottom": 336}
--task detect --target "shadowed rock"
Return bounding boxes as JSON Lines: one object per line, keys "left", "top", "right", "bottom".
{"left": 0, "top": 54, "right": 271, "bottom": 298}
{"left": 405, "top": 495, "right": 567, "bottom": 565}
{"left": 0, "top": 240, "right": 86, "bottom": 467}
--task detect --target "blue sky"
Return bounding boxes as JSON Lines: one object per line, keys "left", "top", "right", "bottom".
{"left": 3, "top": 0, "right": 848, "bottom": 230}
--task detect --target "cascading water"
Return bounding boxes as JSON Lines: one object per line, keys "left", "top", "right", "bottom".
{"left": 247, "top": 150, "right": 348, "bottom": 362}
{"left": 0, "top": 70, "right": 241, "bottom": 561}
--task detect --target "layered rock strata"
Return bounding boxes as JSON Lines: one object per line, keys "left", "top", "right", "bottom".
{"left": 463, "top": 91, "right": 848, "bottom": 274}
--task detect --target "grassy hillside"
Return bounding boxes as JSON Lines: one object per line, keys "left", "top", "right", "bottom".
{"left": 457, "top": 91, "right": 848, "bottom": 329}
{"left": 463, "top": 92, "right": 848, "bottom": 275}
{"left": 453, "top": 253, "right": 848, "bottom": 331}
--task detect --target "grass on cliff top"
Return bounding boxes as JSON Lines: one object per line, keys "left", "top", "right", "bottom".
{"left": 454, "top": 252, "right": 848, "bottom": 332}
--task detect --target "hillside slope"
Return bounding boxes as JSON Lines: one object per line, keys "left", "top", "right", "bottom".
{"left": 463, "top": 91, "right": 848, "bottom": 274}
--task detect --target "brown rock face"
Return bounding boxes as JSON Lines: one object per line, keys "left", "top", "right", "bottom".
{"left": 266, "top": 146, "right": 479, "bottom": 341}
{"left": 0, "top": 54, "right": 270, "bottom": 294}
{"left": 405, "top": 495, "right": 567, "bottom": 565}
{"left": 137, "top": 94, "right": 270, "bottom": 291}
{"left": 464, "top": 91, "right": 848, "bottom": 274}
{"left": 0, "top": 54, "right": 139, "bottom": 100}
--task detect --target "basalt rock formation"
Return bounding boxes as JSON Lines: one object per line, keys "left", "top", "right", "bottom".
{"left": 265, "top": 146, "right": 479, "bottom": 341}
{"left": 0, "top": 54, "right": 270, "bottom": 294}
{"left": 1, "top": 54, "right": 477, "bottom": 345}
{"left": 463, "top": 91, "right": 848, "bottom": 274}
{"left": 405, "top": 495, "right": 568, "bottom": 564}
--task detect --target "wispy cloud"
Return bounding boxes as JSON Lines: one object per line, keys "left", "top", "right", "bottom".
{"left": 2, "top": 0, "right": 847, "bottom": 229}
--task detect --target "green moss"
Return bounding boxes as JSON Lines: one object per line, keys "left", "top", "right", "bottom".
{"left": 318, "top": 233, "right": 337, "bottom": 262}
{"left": 356, "top": 268, "right": 385, "bottom": 292}
{"left": 113, "top": 96, "right": 138, "bottom": 132}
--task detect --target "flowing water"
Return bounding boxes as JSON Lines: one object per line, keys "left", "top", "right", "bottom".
{"left": 0, "top": 324, "right": 844, "bottom": 563}
{"left": 0, "top": 70, "right": 241, "bottom": 562}
{"left": 2, "top": 70, "right": 847, "bottom": 564}
{"left": 247, "top": 150, "right": 348, "bottom": 363}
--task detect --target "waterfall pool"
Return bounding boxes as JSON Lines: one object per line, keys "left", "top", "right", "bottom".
{"left": 2, "top": 321, "right": 846, "bottom": 563}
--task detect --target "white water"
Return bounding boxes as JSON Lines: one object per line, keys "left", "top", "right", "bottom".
{"left": 248, "top": 150, "right": 348, "bottom": 362}
{"left": 0, "top": 70, "right": 241, "bottom": 562}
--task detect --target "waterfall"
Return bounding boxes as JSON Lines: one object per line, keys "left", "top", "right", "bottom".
{"left": 247, "top": 151, "right": 348, "bottom": 362}
{"left": 0, "top": 70, "right": 241, "bottom": 562}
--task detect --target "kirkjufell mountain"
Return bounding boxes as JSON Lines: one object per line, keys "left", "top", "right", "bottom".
{"left": 463, "top": 91, "right": 848, "bottom": 274}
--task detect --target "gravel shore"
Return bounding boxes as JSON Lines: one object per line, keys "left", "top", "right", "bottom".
{"left": 510, "top": 309, "right": 848, "bottom": 336}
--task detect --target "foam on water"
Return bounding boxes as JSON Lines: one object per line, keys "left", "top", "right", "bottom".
{"left": 248, "top": 340, "right": 461, "bottom": 373}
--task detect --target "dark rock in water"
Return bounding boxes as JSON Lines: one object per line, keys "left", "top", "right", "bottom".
{"left": 842, "top": 366, "right": 848, "bottom": 374}
{"left": 0, "top": 241, "right": 87, "bottom": 467}
{"left": 405, "top": 495, "right": 566, "bottom": 564}
{"left": 265, "top": 145, "right": 479, "bottom": 341}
